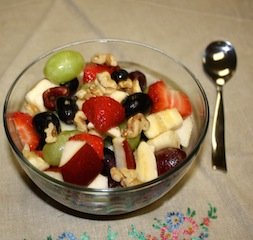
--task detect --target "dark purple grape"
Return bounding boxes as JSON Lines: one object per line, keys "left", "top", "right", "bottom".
{"left": 101, "top": 148, "right": 116, "bottom": 176}
{"left": 111, "top": 69, "right": 129, "bottom": 82}
{"left": 60, "top": 78, "right": 79, "bottom": 95}
{"left": 32, "top": 111, "right": 61, "bottom": 149}
{"left": 56, "top": 96, "right": 78, "bottom": 124}
{"left": 155, "top": 148, "right": 186, "bottom": 175}
{"left": 43, "top": 86, "right": 69, "bottom": 111}
{"left": 122, "top": 92, "right": 152, "bottom": 118}
{"left": 129, "top": 70, "right": 147, "bottom": 91}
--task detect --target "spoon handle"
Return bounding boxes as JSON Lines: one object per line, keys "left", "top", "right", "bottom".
{"left": 212, "top": 87, "right": 227, "bottom": 171}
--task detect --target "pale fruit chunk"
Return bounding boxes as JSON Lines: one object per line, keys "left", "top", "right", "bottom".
{"left": 147, "top": 130, "right": 180, "bottom": 151}
{"left": 59, "top": 140, "right": 85, "bottom": 167}
{"left": 44, "top": 170, "right": 63, "bottom": 181}
{"left": 144, "top": 108, "right": 183, "bottom": 139}
{"left": 88, "top": 174, "right": 108, "bottom": 189}
{"left": 25, "top": 79, "right": 57, "bottom": 112}
{"left": 175, "top": 115, "right": 193, "bottom": 148}
{"left": 107, "top": 126, "right": 121, "bottom": 138}
{"left": 135, "top": 141, "right": 158, "bottom": 182}
{"left": 112, "top": 137, "right": 127, "bottom": 168}
{"left": 23, "top": 147, "right": 49, "bottom": 171}
{"left": 109, "top": 90, "right": 129, "bottom": 103}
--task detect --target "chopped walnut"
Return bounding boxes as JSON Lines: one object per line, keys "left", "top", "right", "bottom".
{"left": 44, "top": 122, "right": 58, "bottom": 143}
{"left": 122, "top": 113, "right": 150, "bottom": 138}
{"left": 74, "top": 110, "right": 87, "bottom": 132}
{"left": 91, "top": 53, "right": 117, "bottom": 66}
{"left": 110, "top": 167, "right": 142, "bottom": 187}
{"left": 75, "top": 82, "right": 104, "bottom": 100}
{"left": 118, "top": 79, "right": 133, "bottom": 89}
{"left": 97, "top": 72, "right": 117, "bottom": 89}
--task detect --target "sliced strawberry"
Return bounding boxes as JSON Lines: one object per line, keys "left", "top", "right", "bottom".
{"left": 8, "top": 112, "right": 40, "bottom": 151}
{"left": 82, "top": 96, "right": 125, "bottom": 133}
{"left": 167, "top": 89, "right": 192, "bottom": 118}
{"left": 148, "top": 80, "right": 170, "bottom": 113}
{"left": 122, "top": 140, "right": 136, "bottom": 169}
{"left": 83, "top": 62, "right": 119, "bottom": 83}
{"left": 69, "top": 133, "right": 104, "bottom": 159}
{"left": 61, "top": 143, "right": 103, "bottom": 186}
{"left": 148, "top": 80, "right": 192, "bottom": 118}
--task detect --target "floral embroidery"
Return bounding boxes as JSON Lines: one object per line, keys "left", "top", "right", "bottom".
{"left": 24, "top": 204, "right": 217, "bottom": 240}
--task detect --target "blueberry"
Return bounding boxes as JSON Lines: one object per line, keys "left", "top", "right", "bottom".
{"left": 111, "top": 69, "right": 129, "bottom": 82}
{"left": 122, "top": 92, "right": 152, "bottom": 118}
{"left": 56, "top": 96, "right": 78, "bottom": 124}
{"left": 32, "top": 111, "right": 61, "bottom": 149}
{"left": 60, "top": 78, "right": 79, "bottom": 95}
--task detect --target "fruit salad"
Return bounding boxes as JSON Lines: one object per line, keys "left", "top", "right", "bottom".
{"left": 7, "top": 50, "right": 194, "bottom": 189}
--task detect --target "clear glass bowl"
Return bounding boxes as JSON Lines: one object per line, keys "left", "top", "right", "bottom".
{"left": 3, "top": 39, "right": 209, "bottom": 215}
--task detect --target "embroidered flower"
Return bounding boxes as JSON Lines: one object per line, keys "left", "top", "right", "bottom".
{"left": 182, "top": 216, "right": 199, "bottom": 235}
{"left": 39, "top": 204, "right": 217, "bottom": 240}
{"left": 202, "top": 217, "right": 210, "bottom": 227}
{"left": 166, "top": 211, "right": 184, "bottom": 231}
{"left": 57, "top": 232, "right": 78, "bottom": 240}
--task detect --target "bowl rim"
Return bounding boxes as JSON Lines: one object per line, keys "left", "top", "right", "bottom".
{"left": 3, "top": 38, "right": 209, "bottom": 194}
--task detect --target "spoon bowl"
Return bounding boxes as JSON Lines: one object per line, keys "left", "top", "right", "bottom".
{"left": 203, "top": 40, "right": 237, "bottom": 171}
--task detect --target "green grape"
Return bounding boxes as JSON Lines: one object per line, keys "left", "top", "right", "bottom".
{"left": 119, "top": 121, "right": 141, "bottom": 150}
{"left": 43, "top": 50, "right": 85, "bottom": 84}
{"left": 42, "top": 130, "right": 80, "bottom": 166}
{"left": 127, "top": 134, "right": 141, "bottom": 150}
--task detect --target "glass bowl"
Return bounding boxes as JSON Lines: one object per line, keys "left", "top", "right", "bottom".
{"left": 3, "top": 39, "right": 209, "bottom": 215}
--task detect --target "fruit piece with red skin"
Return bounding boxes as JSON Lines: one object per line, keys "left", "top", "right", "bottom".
{"left": 61, "top": 143, "right": 103, "bottom": 186}
{"left": 122, "top": 140, "right": 136, "bottom": 169}
{"left": 69, "top": 133, "right": 104, "bottom": 159}
{"left": 43, "top": 86, "right": 69, "bottom": 110}
{"left": 8, "top": 112, "right": 40, "bottom": 151}
{"left": 148, "top": 80, "right": 192, "bottom": 118}
{"left": 83, "top": 63, "right": 119, "bottom": 83}
{"left": 167, "top": 90, "right": 192, "bottom": 118}
{"left": 82, "top": 96, "right": 125, "bottom": 133}
{"left": 148, "top": 80, "right": 170, "bottom": 113}
{"left": 155, "top": 147, "right": 186, "bottom": 175}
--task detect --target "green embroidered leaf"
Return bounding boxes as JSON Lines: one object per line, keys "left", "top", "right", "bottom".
{"left": 80, "top": 232, "right": 91, "bottom": 240}
{"left": 128, "top": 224, "right": 146, "bottom": 240}
{"left": 107, "top": 226, "right": 118, "bottom": 240}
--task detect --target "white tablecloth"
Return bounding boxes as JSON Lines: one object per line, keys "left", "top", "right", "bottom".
{"left": 0, "top": 1, "right": 253, "bottom": 239}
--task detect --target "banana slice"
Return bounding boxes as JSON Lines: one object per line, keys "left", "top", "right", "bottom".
{"left": 147, "top": 130, "right": 180, "bottom": 151}
{"left": 135, "top": 141, "right": 158, "bottom": 182}
{"left": 144, "top": 108, "right": 183, "bottom": 139}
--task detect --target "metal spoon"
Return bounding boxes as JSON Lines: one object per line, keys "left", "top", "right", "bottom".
{"left": 202, "top": 40, "right": 237, "bottom": 172}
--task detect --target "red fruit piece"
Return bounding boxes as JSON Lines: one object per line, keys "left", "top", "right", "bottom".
{"left": 148, "top": 80, "right": 170, "bottom": 113}
{"left": 148, "top": 80, "right": 192, "bottom": 118}
{"left": 70, "top": 133, "right": 104, "bottom": 159}
{"left": 82, "top": 96, "right": 125, "bottom": 133}
{"left": 61, "top": 143, "right": 103, "bottom": 186}
{"left": 167, "top": 89, "right": 192, "bottom": 118}
{"left": 8, "top": 112, "right": 40, "bottom": 151}
{"left": 122, "top": 140, "right": 136, "bottom": 169}
{"left": 155, "top": 147, "right": 186, "bottom": 175}
{"left": 83, "top": 62, "right": 119, "bottom": 83}
{"left": 43, "top": 86, "right": 69, "bottom": 110}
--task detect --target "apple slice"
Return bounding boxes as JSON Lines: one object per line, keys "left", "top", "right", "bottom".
{"left": 175, "top": 115, "right": 193, "bottom": 148}
{"left": 61, "top": 143, "right": 103, "bottom": 186}
{"left": 59, "top": 140, "right": 85, "bottom": 167}
{"left": 112, "top": 137, "right": 136, "bottom": 169}
{"left": 88, "top": 174, "right": 108, "bottom": 189}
